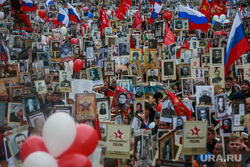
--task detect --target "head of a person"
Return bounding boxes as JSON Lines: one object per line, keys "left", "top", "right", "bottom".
{"left": 123, "top": 114, "right": 131, "bottom": 124}
{"left": 192, "top": 42, "right": 196, "bottom": 48}
{"left": 52, "top": 92, "right": 60, "bottom": 103}
{"left": 46, "top": 76, "right": 51, "bottom": 83}
{"left": 101, "top": 80, "right": 109, "bottom": 92}
{"left": 215, "top": 50, "right": 219, "bottom": 55}
{"left": 118, "top": 92, "right": 128, "bottom": 105}
{"left": 15, "top": 90, "right": 20, "bottom": 96}
{"left": 241, "top": 80, "right": 250, "bottom": 92}
{"left": 13, "top": 105, "right": 19, "bottom": 114}
{"left": 207, "top": 128, "right": 215, "bottom": 145}
{"left": 215, "top": 70, "right": 220, "bottom": 77}
{"left": 213, "top": 141, "right": 223, "bottom": 157}
{"left": 246, "top": 98, "right": 250, "bottom": 113}
{"left": 62, "top": 72, "right": 67, "bottom": 80}
{"left": 202, "top": 90, "right": 208, "bottom": 96}
{"left": 27, "top": 99, "right": 33, "bottom": 105}
{"left": 182, "top": 66, "right": 189, "bottom": 75}
{"left": 136, "top": 103, "right": 142, "bottom": 111}
{"left": 34, "top": 118, "right": 43, "bottom": 128}
{"left": 101, "top": 103, "right": 106, "bottom": 109}
{"left": 233, "top": 78, "right": 238, "bottom": 85}
{"left": 46, "top": 91, "right": 53, "bottom": 101}
{"left": 23, "top": 74, "right": 29, "bottom": 81}
{"left": 150, "top": 69, "right": 155, "bottom": 76}
{"left": 227, "top": 134, "right": 242, "bottom": 154}
{"left": 176, "top": 117, "right": 183, "bottom": 127}
{"left": 132, "top": 52, "right": 139, "bottom": 60}
{"left": 158, "top": 121, "right": 168, "bottom": 129}
{"left": 225, "top": 76, "right": 233, "bottom": 90}
{"left": 199, "top": 108, "right": 207, "bottom": 119}
{"left": 107, "top": 63, "right": 111, "bottom": 69}
{"left": 14, "top": 133, "right": 26, "bottom": 150}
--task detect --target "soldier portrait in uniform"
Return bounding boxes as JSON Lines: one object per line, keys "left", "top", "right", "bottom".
{"left": 147, "top": 69, "right": 159, "bottom": 82}
{"left": 212, "top": 69, "right": 223, "bottom": 84}
{"left": 35, "top": 80, "right": 47, "bottom": 94}
{"left": 59, "top": 71, "right": 71, "bottom": 87}
{"left": 199, "top": 90, "right": 212, "bottom": 105}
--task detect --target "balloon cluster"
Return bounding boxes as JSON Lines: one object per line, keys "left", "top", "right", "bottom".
{"left": 20, "top": 113, "right": 98, "bottom": 167}
{"left": 211, "top": 14, "right": 230, "bottom": 26}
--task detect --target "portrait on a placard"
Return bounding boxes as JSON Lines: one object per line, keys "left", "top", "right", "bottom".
{"left": 196, "top": 86, "right": 214, "bottom": 105}
{"left": 161, "top": 50, "right": 171, "bottom": 60}
{"left": 8, "top": 103, "right": 22, "bottom": 124}
{"left": 173, "top": 116, "right": 186, "bottom": 133}
{"left": 169, "top": 43, "right": 176, "bottom": 57}
{"left": 134, "top": 101, "right": 144, "bottom": 114}
{"left": 12, "top": 35, "right": 22, "bottom": 48}
{"left": 211, "top": 48, "right": 224, "bottom": 65}
{"left": 86, "top": 67, "right": 104, "bottom": 88}
{"left": 159, "top": 130, "right": 175, "bottom": 160}
{"left": 129, "top": 49, "right": 142, "bottom": 63}
{"left": 144, "top": 48, "right": 156, "bottom": 66}
{"left": 73, "top": 45, "right": 81, "bottom": 56}
{"left": 59, "top": 70, "right": 71, "bottom": 91}
{"left": 97, "top": 98, "right": 110, "bottom": 121}
{"left": 105, "top": 27, "right": 112, "bottom": 36}
{"left": 11, "top": 87, "right": 24, "bottom": 102}
{"left": 120, "top": 57, "right": 128, "bottom": 65}
{"left": 179, "top": 64, "right": 190, "bottom": 78}
{"left": 115, "top": 113, "right": 123, "bottom": 124}
{"left": 27, "top": 111, "right": 46, "bottom": 129}
{"left": 134, "top": 84, "right": 144, "bottom": 99}
{"left": 128, "top": 62, "right": 139, "bottom": 76}
{"left": 180, "top": 49, "right": 192, "bottom": 64}
{"left": 147, "top": 68, "right": 159, "bottom": 82}
{"left": 110, "top": 20, "right": 117, "bottom": 29}
{"left": 215, "top": 94, "right": 228, "bottom": 118}
{"left": 118, "top": 80, "right": 131, "bottom": 92}
{"left": 162, "top": 60, "right": 176, "bottom": 80}
{"left": 35, "top": 80, "right": 47, "bottom": 94}
{"left": 219, "top": 38, "right": 228, "bottom": 48}
{"left": 59, "top": 43, "right": 73, "bottom": 59}
{"left": 148, "top": 39, "right": 157, "bottom": 49}
{"left": 115, "top": 91, "right": 131, "bottom": 111}
{"left": 207, "top": 29, "right": 214, "bottom": 39}
{"left": 121, "top": 75, "right": 137, "bottom": 86}
{"left": 103, "top": 60, "right": 115, "bottom": 76}
{"left": 182, "top": 78, "right": 193, "bottom": 96}
{"left": 132, "top": 115, "right": 143, "bottom": 132}
{"left": 235, "top": 56, "right": 243, "bottom": 66}
{"left": 119, "top": 43, "right": 130, "bottom": 56}
{"left": 196, "top": 106, "right": 211, "bottom": 127}
{"left": 134, "top": 133, "right": 143, "bottom": 161}
{"left": 23, "top": 94, "right": 39, "bottom": 115}
{"left": 37, "top": 52, "right": 50, "bottom": 66}
{"left": 222, "top": 117, "right": 232, "bottom": 135}
{"left": 111, "top": 45, "right": 118, "bottom": 57}
{"left": 211, "top": 38, "right": 219, "bottom": 47}
{"left": 202, "top": 53, "right": 210, "bottom": 67}
{"left": 19, "top": 72, "right": 32, "bottom": 86}
{"left": 173, "top": 18, "right": 189, "bottom": 31}
{"left": 161, "top": 99, "right": 176, "bottom": 118}
{"left": 75, "top": 93, "right": 96, "bottom": 121}
{"left": 36, "top": 68, "right": 45, "bottom": 80}
{"left": 155, "top": 22, "right": 163, "bottom": 37}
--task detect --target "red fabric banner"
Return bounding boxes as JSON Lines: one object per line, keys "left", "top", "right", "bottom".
{"left": 115, "top": 0, "right": 132, "bottom": 20}
{"left": 209, "top": 2, "right": 226, "bottom": 16}
{"left": 132, "top": 9, "right": 142, "bottom": 28}
{"left": 163, "top": 23, "right": 175, "bottom": 46}
{"left": 199, "top": 0, "right": 210, "bottom": 20}
{"left": 163, "top": 11, "right": 172, "bottom": 21}
{"left": 99, "top": 7, "right": 109, "bottom": 36}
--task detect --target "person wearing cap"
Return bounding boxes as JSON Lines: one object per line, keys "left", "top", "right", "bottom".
{"left": 224, "top": 76, "right": 236, "bottom": 100}
{"left": 240, "top": 80, "right": 250, "bottom": 99}
{"left": 144, "top": 102, "right": 155, "bottom": 124}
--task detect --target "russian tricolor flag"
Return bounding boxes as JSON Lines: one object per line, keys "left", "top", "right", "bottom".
{"left": 151, "top": 0, "right": 162, "bottom": 20}
{"left": 58, "top": 7, "right": 70, "bottom": 27}
{"left": 45, "top": 0, "right": 54, "bottom": 7}
{"left": 179, "top": 5, "right": 208, "bottom": 32}
{"left": 1, "top": 39, "right": 9, "bottom": 64}
{"left": 22, "top": 0, "right": 37, "bottom": 12}
{"left": 67, "top": 3, "right": 81, "bottom": 23}
{"left": 224, "top": 12, "right": 250, "bottom": 77}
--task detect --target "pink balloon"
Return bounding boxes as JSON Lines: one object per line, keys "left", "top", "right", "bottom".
{"left": 73, "top": 59, "right": 83, "bottom": 73}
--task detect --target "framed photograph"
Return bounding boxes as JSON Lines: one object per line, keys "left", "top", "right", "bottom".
{"left": 196, "top": 106, "right": 211, "bottom": 127}
{"left": 22, "top": 94, "right": 40, "bottom": 116}
{"left": 111, "top": 45, "right": 119, "bottom": 57}
{"left": 97, "top": 97, "right": 110, "bottom": 121}
{"left": 11, "top": 86, "right": 25, "bottom": 102}
{"left": 103, "top": 60, "right": 115, "bottom": 76}
{"left": 221, "top": 117, "right": 232, "bottom": 137}
{"left": 26, "top": 110, "right": 47, "bottom": 129}
{"left": 155, "top": 22, "right": 163, "bottom": 37}
{"left": 219, "top": 38, "right": 228, "bottom": 48}
{"left": 202, "top": 53, "right": 210, "bottom": 67}
{"left": 148, "top": 40, "right": 157, "bottom": 49}
{"left": 7, "top": 103, "right": 22, "bottom": 125}
{"left": 37, "top": 52, "right": 50, "bottom": 66}
{"left": 12, "top": 35, "right": 22, "bottom": 48}
{"left": 59, "top": 43, "right": 74, "bottom": 60}
{"left": 129, "top": 48, "right": 142, "bottom": 63}
{"left": 115, "top": 112, "right": 123, "bottom": 124}
{"left": 128, "top": 61, "right": 143, "bottom": 82}
{"left": 179, "top": 64, "right": 191, "bottom": 79}
{"left": 144, "top": 48, "right": 156, "bottom": 67}
{"left": 182, "top": 78, "right": 193, "bottom": 96}
{"left": 162, "top": 60, "right": 176, "bottom": 80}
{"left": 105, "top": 27, "right": 112, "bottom": 36}
{"left": 0, "top": 64, "right": 19, "bottom": 84}
{"left": 59, "top": 70, "right": 72, "bottom": 92}
{"left": 24, "top": 39, "right": 34, "bottom": 49}
{"left": 54, "top": 105, "right": 72, "bottom": 115}
{"left": 146, "top": 68, "right": 160, "bottom": 82}
{"left": 118, "top": 43, "right": 130, "bottom": 56}
{"left": 117, "top": 80, "right": 132, "bottom": 92}
{"left": 214, "top": 21, "right": 221, "bottom": 31}
{"left": 35, "top": 80, "right": 47, "bottom": 94}
{"left": 134, "top": 100, "right": 145, "bottom": 114}
{"left": 35, "top": 67, "right": 45, "bottom": 80}
{"left": 215, "top": 94, "right": 228, "bottom": 119}
{"left": 180, "top": 49, "right": 193, "bottom": 64}
{"left": 109, "top": 19, "right": 117, "bottom": 29}
{"left": 5, "top": 126, "right": 28, "bottom": 166}
{"left": 51, "top": 42, "right": 60, "bottom": 51}
{"left": 207, "top": 29, "right": 214, "bottom": 39}
{"left": 196, "top": 86, "right": 214, "bottom": 106}
{"left": 134, "top": 84, "right": 145, "bottom": 99}
{"left": 169, "top": 43, "right": 176, "bottom": 57}
{"left": 161, "top": 99, "right": 176, "bottom": 123}
{"left": 131, "top": 114, "right": 143, "bottom": 132}
{"left": 232, "top": 99, "right": 245, "bottom": 131}
{"left": 173, "top": 116, "right": 187, "bottom": 136}
{"left": 19, "top": 72, "right": 32, "bottom": 86}
{"left": 210, "top": 67, "right": 224, "bottom": 86}
{"left": 121, "top": 75, "right": 137, "bottom": 86}
{"left": 210, "top": 48, "right": 224, "bottom": 66}
{"left": 159, "top": 130, "right": 175, "bottom": 160}
{"left": 86, "top": 66, "right": 104, "bottom": 88}
{"left": 161, "top": 50, "right": 171, "bottom": 60}
{"left": 79, "top": 70, "right": 87, "bottom": 79}
{"left": 75, "top": 93, "right": 97, "bottom": 122}
{"left": 173, "top": 18, "right": 189, "bottom": 31}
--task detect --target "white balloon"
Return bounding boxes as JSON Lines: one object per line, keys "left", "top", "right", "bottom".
{"left": 0, "top": 12, "right": 4, "bottom": 19}
{"left": 41, "top": 35, "right": 46, "bottom": 43}
{"left": 60, "top": 26, "right": 67, "bottom": 35}
{"left": 106, "top": 10, "right": 111, "bottom": 16}
{"left": 23, "top": 152, "right": 58, "bottom": 167}
{"left": 220, "top": 14, "right": 226, "bottom": 21}
{"left": 213, "top": 15, "right": 219, "bottom": 21}
{"left": 216, "top": 19, "right": 221, "bottom": 23}
{"left": 223, "top": 19, "right": 230, "bottom": 24}
{"left": 43, "top": 113, "right": 76, "bottom": 157}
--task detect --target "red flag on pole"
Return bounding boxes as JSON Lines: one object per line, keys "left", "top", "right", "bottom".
{"left": 132, "top": 9, "right": 143, "bottom": 28}
{"left": 115, "top": 0, "right": 132, "bottom": 20}
{"left": 163, "top": 11, "right": 172, "bottom": 22}
{"left": 166, "top": 91, "right": 192, "bottom": 120}
{"left": 176, "top": 39, "right": 189, "bottom": 58}
{"left": 163, "top": 23, "right": 175, "bottom": 46}
{"left": 209, "top": 2, "right": 226, "bottom": 16}
{"left": 99, "top": 7, "right": 109, "bottom": 36}
{"left": 199, "top": 0, "right": 210, "bottom": 20}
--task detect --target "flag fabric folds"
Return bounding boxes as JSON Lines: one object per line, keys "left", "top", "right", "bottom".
{"left": 151, "top": 0, "right": 162, "bottom": 20}
{"left": 99, "top": 7, "right": 109, "bottom": 36}
{"left": 45, "top": 0, "right": 54, "bottom": 7}
{"left": 163, "top": 11, "right": 172, "bottom": 21}
{"left": 179, "top": 5, "right": 208, "bottom": 32}
{"left": 58, "top": 7, "right": 70, "bottom": 27}
{"left": 1, "top": 39, "right": 9, "bottom": 64}
{"left": 22, "top": 0, "right": 37, "bottom": 12}
{"left": 115, "top": 0, "right": 132, "bottom": 21}
{"left": 209, "top": 2, "right": 226, "bottom": 16}
{"left": 224, "top": 12, "right": 250, "bottom": 77}
{"left": 199, "top": 0, "right": 209, "bottom": 20}
{"left": 163, "top": 23, "right": 175, "bottom": 46}
{"left": 67, "top": 3, "right": 81, "bottom": 23}
{"left": 132, "top": 9, "right": 143, "bottom": 28}
{"left": 176, "top": 39, "right": 189, "bottom": 58}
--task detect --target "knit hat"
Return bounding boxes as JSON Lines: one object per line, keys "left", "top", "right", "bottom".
{"left": 241, "top": 80, "right": 250, "bottom": 86}
{"left": 232, "top": 91, "right": 245, "bottom": 100}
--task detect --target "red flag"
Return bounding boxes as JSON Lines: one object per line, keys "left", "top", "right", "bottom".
{"left": 214, "top": 0, "right": 220, "bottom": 4}
{"left": 205, "top": 38, "right": 212, "bottom": 53}
{"left": 99, "top": 7, "right": 109, "bottom": 36}
{"left": 132, "top": 9, "right": 142, "bottom": 28}
{"left": 130, "top": 34, "right": 135, "bottom": 49}
{"left": 209, "top": 2, "right": 226, "bottom": 16}
{"left": 199, "top": 0, "right": 210, "bottom": 20}
{"left": 166, "top": 91, "right": 192, "bottom": 120}
{"left": 163, "top": 23, "right": 175, "bottom": 46}
{"left": 148, "top": 17, "right": 155, "bottom": 24}
{"left": 115, "top": 0, "right": 132, "bottom": 20}
{"left": 176, "top": 39, "right": 189, "bottom": 58}
{"left": 163, "top": 11, "right": 172, "bottom": 21}
{"left": 11, "top": 0, "right": 33, "bottom": 32}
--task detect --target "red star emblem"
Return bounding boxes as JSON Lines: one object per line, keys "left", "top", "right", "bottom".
{"left": 191, "top": 126, "right": 200, "bottom": 136}
{"left": 79, "top": 100, "right": 92, "bottom": 111}
{"left": 114, "top": 129, "right": 124, "bottom": 139}
{"left": 193, "top": 62, "right": 197, "bottom": 66}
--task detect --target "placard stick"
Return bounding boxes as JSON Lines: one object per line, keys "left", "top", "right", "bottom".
{"left": 219, "top": 121, "right": 226, "bottom": 159}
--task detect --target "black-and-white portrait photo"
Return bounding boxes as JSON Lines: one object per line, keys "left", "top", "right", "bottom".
{"left": 211, "top": 68, "right": 223, "bottom": 84}
{"left": 24, "top": 97, "right": 38, "bottom": 114}
{"left": 163, "top": 61, "right": 174, "bottom": 76}
{"left": 196, "top": 86, "right": 214, "bottom": 105}
{"left": 12, "top": 36, "right": 22, "bottom": 48}
{"left": 130, "top": 51, "right": 140, "bottom": 62}
{"left": 97, "top": 98, "right": 110, "bottom": 121}
{"left": 36, "top": 68, "right": 45, "bottom": 80}
{"left": 149, "top": 40, "right": 157, "bottom": 49}
{"left": 119, "top": 43, "right": 130, "bottom": 56}
{"left": 8, "top": 103, "right": 22, "bottom": 123}
{"left": 180, "top": 65, "right": 190, "bottom": 78}
{"left": 173, "top": 116, "right": 186, "bottom": 131}
{"left": 134, "top": 135, "right": 142, "bottom": 160}
{"left": 161, "top": 99, "right": 176, "bottom": 119}
{"left": 180, "top": 49, "right": 192, "bottom": 64}
{"left": 115, "top": 91, "right": 131, "bottom": 111}
{"left": 207, "top": 29, "right": 214, "bottom": 39}
{"left": 37, "top": 52, "right": 50, "bottom": 66}
{"left": 104, "top": 60, "right": 115, "bottom": 76}
{"left": 155, "top": 22, "right": 163, "bottom": 37}
{"left": 182, "top": 78, "right": 193, "bottom": 96}
{"left": 169, "top": 43, "right": 176, "bottom": 57}
{"left": 20, "top": 73, "right": 32, "bottom": 86}
{"left": 215, "top": 94, "right": 228, "bottom": 119}
{"left": 147, "top": 69, "right": 159, "bottom": 82}
{"left": 196, "top": 106, "right": 211, "bottom": 126}
{"left": 59, "top": 43, "right": 73, "bottom": 59}
{"left": 60, "top": 71, "right": 71, "bottom": 87}
{"left": 134, "top": 85, "right": 144, "bottom": 98}
{"left": 202, "top": 54, "right": 210, "bottom": 67}
{"left": 211, "top": 48, "right": 223, "bottom": 64}
{"left": 111, "top": 45, "right": 118, "bottom": 57}
{"left": 119, "top": 81, "right": 130, "bottom": 92}
{"left": 105, "top": 27, "right": 112, "bottom": 35}
{"left": 120, "top": 57, "right": 128, "bottom": 65}
{"left": 12, "top": 88, "right": 23, "bottom": 102}
{"left": 162, "top": 137, "right": 172, "bottom": 160}
{"left": 19, "top": 62, "right": 28, "bottom": 72}
{"left": 88, "top": 68, "right": 100, "bottom": 81}
{"left": 211, "top": 39, "right": 219, "bottom": 47}
{"left": 35, "top": 80, "right": 46, "bottom": 92}
{"left": 222, "top": 118, "right": 232, "bottom": 134}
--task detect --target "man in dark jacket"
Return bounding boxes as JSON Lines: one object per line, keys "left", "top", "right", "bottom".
{"left": 224, "top": 76, "right": 236, "bottom": 100}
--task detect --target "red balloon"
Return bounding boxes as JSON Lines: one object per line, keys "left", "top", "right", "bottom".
{"left": 59, "top": 124, "right": 98, "bottom": 157}
{"left": 38, "top": 10, "right": 46, "bottom": 20}
{"left": 52, "top": 18, "right": 58, "bottom": 25}
{"left": 20, "top": 136, "right": 49, "bottom": 162}
{"left": 156, "top": 102, "right": 162, "bottom": 112}
{"left": 73, "top": 59, "right": 83, "bottom": 73}
{"left": 71, "top": 38, "right": 79, "bottom": 44}
{"left": 58, "top": 154, "right": 92, "bottom": 167}
{"left": 110, "top": 9, "right": 114, "bottom": 15}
